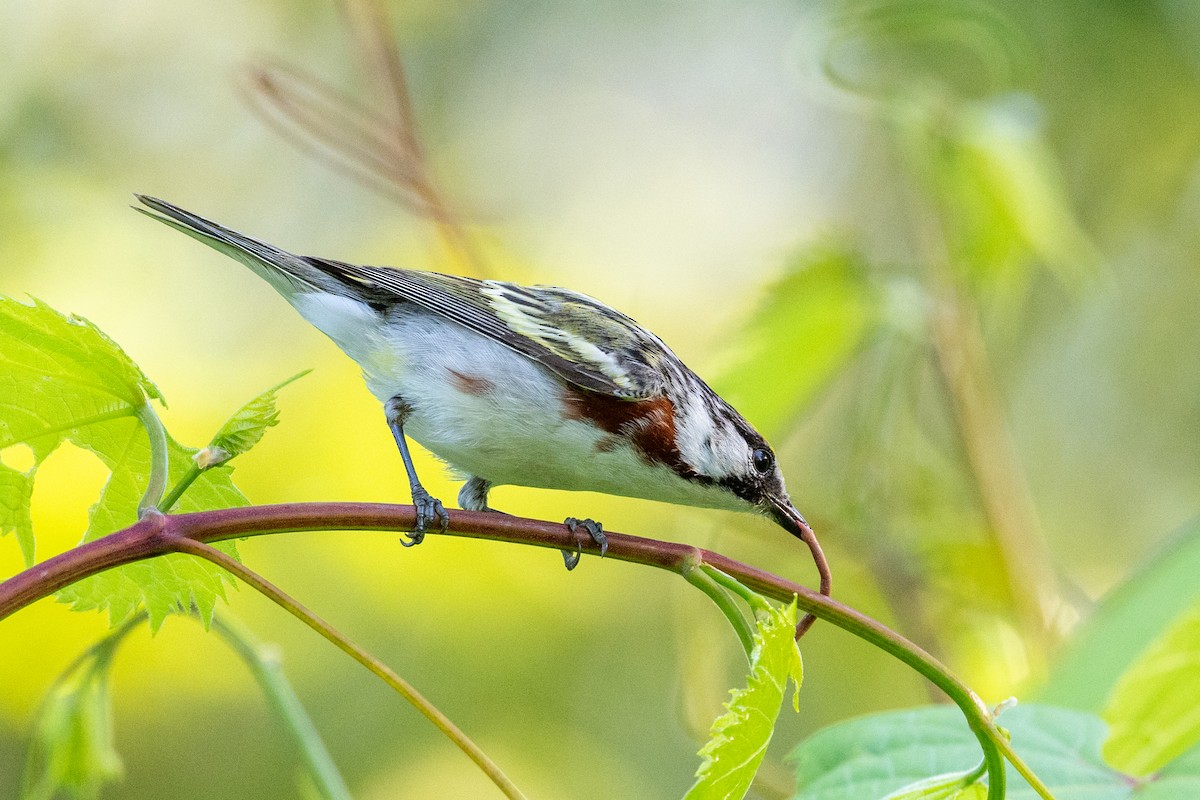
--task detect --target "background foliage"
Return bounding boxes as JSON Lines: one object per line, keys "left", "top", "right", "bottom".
{"left": 2, "top": 0, "right": 1199, "bottom": 798}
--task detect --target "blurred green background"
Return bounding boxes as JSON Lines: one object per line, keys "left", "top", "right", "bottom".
{"left": 2, "top": 0, "right": 1200, "bottom": 798}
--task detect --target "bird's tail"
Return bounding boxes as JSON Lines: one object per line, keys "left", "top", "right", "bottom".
{"left": 134, "top": 195, "right": 333, "bottom": 300}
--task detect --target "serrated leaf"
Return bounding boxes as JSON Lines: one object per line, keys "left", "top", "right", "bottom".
{"left": 0, "top": 294, "right": 239, "bottom": 625}
{"left": 788, "top": 704, "right": 1128, "bottom": 800}
{"left": 684, "top": 600, "right": 803, "bottom": 800}
{"left": 209, "top": 370, "right": 309, "bottom": 460}
{"left": 1102, "top": 604, "right": 1200, "bottom": 776}
{"left": 22, "top": 667, "right": 123, "bottom": 800}
{"left": 56, "top": 417, "right": 242, "bottom": 630}
{"left": 717, "top": 245, "right": 879, "bottom": 439}
{"left": 0, "top": 295, "right": 160, "bottom": 411}
{"left": 0, "top": 296, "right": 163, "bottom": 562}
{"left": 0, "top": 462, "right": 36, "bottom": 566}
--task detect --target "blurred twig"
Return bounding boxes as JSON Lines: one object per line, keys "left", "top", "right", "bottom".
{"left": 241, "top": 0, "right": 484, "bottom": 276}
{"left": 918, "top": 207, "right": 1063, "bottom": 650}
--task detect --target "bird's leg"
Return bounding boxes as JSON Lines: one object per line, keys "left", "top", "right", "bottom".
{"left": 458, "top": 476, "right": 498, "bottom": 512}
{"left": 460, "top": 475, "right": 605, "bottom": 571}
{"left": 385, "top": 396, "right": 448, "bottom": 545}
{"left": 562, "top": 518, "right": 606, "bottom": 571}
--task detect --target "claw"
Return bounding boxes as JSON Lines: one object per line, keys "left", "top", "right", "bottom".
{"left": 561, "top": 517, "right": 606, "bottom": 569}
{"left": 561, "top": 546, "right": 581, "bottom": 571}
{"left": 404, "top": 488, "right": 447, "bottom": 547}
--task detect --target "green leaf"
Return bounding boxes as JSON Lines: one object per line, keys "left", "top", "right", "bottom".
{"left": 56, "top": 418, "right": 243, "bottom": 629}
{"left": 0, "top": 295, "right": 162, "bottom": 562}
{"left": 880, "top": 762, "right": 985, "bottom": 799}
{"left": 0, "top": 462, "right": 36, "bottom": 566}
{"left": 1038, "top": 518, "right": 1200, "bottom": 713}
{"left": 22, "top": 666, "right": 123, "bottom": 800}
{"left": 717, "top": 245, "right": 879, "bottom": 439}
{"left": 951, "top": 94, "right": 1100, "bottom": 290}
{"left": 0, "top": 296, "right": 161, "bottom": 412}
{"left": 1102, "top": 603, "right": 1200, "bottom": 776}
{"left": 788, "top": 704, "right": 1128, "bottom": 800}
{"left": 684, "top": 600, "right": 803, "bottom": 800}
{"left": 1136, "top": 741, "right": 1200, "bottom": 799}
{"left": 0, "top": 294, "right": 239, "bottom": 626}
{"left": 207, "top": 370, "right": 310, "bottom": 463}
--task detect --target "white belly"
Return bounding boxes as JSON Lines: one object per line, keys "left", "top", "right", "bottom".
{"left": 291, "top": 292, "right": 741, "bottom": 510}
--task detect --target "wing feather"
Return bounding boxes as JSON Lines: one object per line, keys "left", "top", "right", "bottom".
{"left": 307, "top": 258, "right": 669, "bottom": 399}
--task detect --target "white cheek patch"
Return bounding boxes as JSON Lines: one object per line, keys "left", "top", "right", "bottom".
{"left": 673, "top": 393, "right": 748, "bottom": 480}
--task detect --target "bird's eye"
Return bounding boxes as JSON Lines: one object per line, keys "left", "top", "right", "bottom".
{"left": 751, "top": 448, "right": 773, "bottom": 474}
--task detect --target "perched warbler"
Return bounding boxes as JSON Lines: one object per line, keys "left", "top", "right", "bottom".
{"left": 135, "top": 196, "right": 829, "bottom": 625}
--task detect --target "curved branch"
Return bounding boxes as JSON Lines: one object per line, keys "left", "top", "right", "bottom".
{"left": 0, "top": 502, "right": 1042, "bottom": 799}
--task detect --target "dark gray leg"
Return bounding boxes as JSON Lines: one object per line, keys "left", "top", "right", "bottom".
{"left": 460, "top": 476, "right": 604, "bottom": 571}
{"left": 385, "top": 397, "right": 447, "bottom": 545}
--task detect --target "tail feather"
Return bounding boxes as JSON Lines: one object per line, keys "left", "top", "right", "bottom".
{"left": 134, "top": 195, "right": 327, "bottom": 299}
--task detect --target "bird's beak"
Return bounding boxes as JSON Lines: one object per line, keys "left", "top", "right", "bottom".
{"left": 769, "top": 497, "right": 811, "bottom": 538}
{"left": 768, "top": 496, "right": 832, "bottom": 638}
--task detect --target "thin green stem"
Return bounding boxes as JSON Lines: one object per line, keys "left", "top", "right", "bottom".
{"left": 991, "top": 726, "right": 1054, "bottom": 800}
{"left": 210, "top": 614, "right": 351, "bottom": 800}
{"left": 134, "top": 402, "right": 169, "bottom": 515}
{"left": 682, "top": 557, "right": 755, "bottom": 657}
{"left": 964, "top": 756, "right": 988, "bottom": 785}
{"left": 701, "top": 564, "right": 772, "bottom": 616}
{"left": 158, "top": 464, "right": 202, "bottom": 512}
{"left": 173, "top": 537, "right": 530, "bottom": 800}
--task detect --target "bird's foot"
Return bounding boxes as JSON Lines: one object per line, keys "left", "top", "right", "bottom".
{"left": 561, "top": 517, "right": 606, "bottom": 571}
{"left": 403, "top": 487, "right": 448, "bottom": 547}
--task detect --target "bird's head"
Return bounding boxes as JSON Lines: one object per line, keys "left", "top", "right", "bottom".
{"left": 673, "top": 384, "right": 830, "bottom": 615}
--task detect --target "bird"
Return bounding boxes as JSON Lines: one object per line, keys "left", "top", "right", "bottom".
{"left": 134, "top": 195, "right": 830, "bottom": 632}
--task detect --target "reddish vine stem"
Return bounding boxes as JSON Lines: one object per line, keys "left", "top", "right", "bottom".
{"left": 0, "top": 502, "right": 1056, "bottom": 800}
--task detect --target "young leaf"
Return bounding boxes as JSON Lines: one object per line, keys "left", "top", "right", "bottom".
{"left": 55, "top": 418, "right": 244, "bottom": 630}
{"left": 0, "top": 296, "right": 161, "bottom": 411}
{"left": 22, "top": 667, "right": 123, "bottom": 800}
{"left": 0, "top": 463, "right": 36, "bottom": 566}
{"left": 0, "top": 296, "right": 163, "bottom": 563}
{"left": 0, "top": 294, "right": 241, "bottom": 626}
{"left": 683, "top": 600, "right": 803, "bottom": 800}
{"left": 1103, "top": 603, "right": 1200, "bottom": 776}
{"left": 789, "top": 704, "right": 1127, "bottom": 800}
{"left": 208, "top": 370, "right": 310, "bottom": 463}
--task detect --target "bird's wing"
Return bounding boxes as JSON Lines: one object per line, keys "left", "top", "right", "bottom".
{"left": 310, "top": 258, "right": 670, "bottom": 399}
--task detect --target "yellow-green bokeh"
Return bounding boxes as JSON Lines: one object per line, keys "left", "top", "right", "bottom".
{"left": 3, "top": 1, "right": 1200, "bottom": 798}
